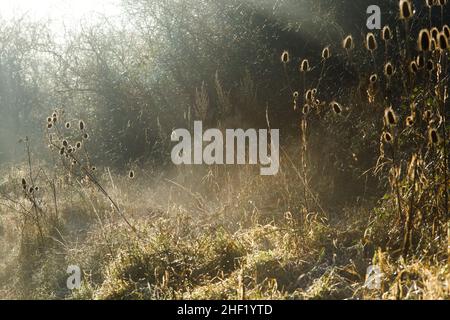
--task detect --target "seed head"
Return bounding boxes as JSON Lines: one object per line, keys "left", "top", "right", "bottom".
{"left": 322, "top": 46, "right": 331, "bottom": 60}
{"left": 343, "top": 35, "right": 354, "bottom": 50}
{"left": 370, "top": 74, "right": 378, "bottom": 83}
{"left": 409, "top": 61, "right": 418, "bottom": 74}
{"left": 384, "top": 107, "right": 398, "bottom": 126}
{"left": 300, "top": 59, "right": 310, "bottom": 72}
{"left": 382, "top": 26, "right": 392, "bottom": 41}
{"left": 302, "top": 104, "right": 310, "bottom": 115}
{"left": 330, "top": 101, "right": 343, "bottom": 114}
{"left": 406, "top": 115, "right": 415, "bottom": 127}
{"left": 437, "top": 32, "right": 449, "bottom": 50}
{"left": 383, "top": 132, "right": 393, "bottom": 143}
{"left": 428, "top": 128, "right": 441, "bottom": 145}
{"left": 418, "top": 29, "right": 431, "bottom": 51}
{"left": 129, "top": 170, "right": 135, "bottom": 179}
{"left": 65, "top": 122, "right": 71, "bottom": 129}
{"left": 366, "top": 32, "right": 377, "bottom": 51}
{"left": 384, "top": 62, "right": 395, "bottom": 77}
{"left": 443, "top": 25, "right": 450, "bottom": 39}
{"left": 281, "top": 51, "right": 290, "bottom": 64}
{"left": 416, "top": 55, "right": 425, "bottom": 68}
{"left": 431, "top": 27, "right": 440, "bottom": 40}
{"left": 399, "top": 0, "right": 413, "bottom": 20}
{"left": 79, "top": 120, "right": 85, "bottom": 131}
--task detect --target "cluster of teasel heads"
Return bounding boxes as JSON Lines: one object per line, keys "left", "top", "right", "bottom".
{"left": 45, "top": 110, "right": 136, "bottom": 179}
{"left": 21, "top": 178, "right": 39, "bottom": 195}
{"left": 281, "top": 0, "right": 448, "bottom": 145}
{"left": 45, "top": 110, "right": 91, "bottom": 168}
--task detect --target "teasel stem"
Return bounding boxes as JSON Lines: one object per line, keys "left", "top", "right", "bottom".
{"left": 403, "top": 154, "right": 418, "bottom": 257}
{"left": 25, "top": 137, "right": 45, "bottom": 245}
{"left": 300, "top": 118, "right": 309, "bottom": 214}
{"left": 283, "top": 64, "right": 294, "bottom": 96}
{"left": 392, "top": 131, "right": 403, "bottom": 226}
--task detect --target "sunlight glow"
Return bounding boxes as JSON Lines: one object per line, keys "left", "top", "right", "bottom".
{"left": 0, "top": 0, "right": 121, "bottom": 29}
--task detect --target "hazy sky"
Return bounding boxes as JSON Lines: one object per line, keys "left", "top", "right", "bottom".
{"left": 0, "top": 0, "right": 122, "bottom": 30}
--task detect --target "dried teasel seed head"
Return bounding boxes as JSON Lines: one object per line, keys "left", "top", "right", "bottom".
{"left": 443, "top": 25, "right": 450, "bottom": 39}
{"left": 129, "top": 170, "right": 135, "bottom": 179}
{"left": 330, "top": 101, "right": 343, "bottom": 114}
{"left": 83, "top": 133, "right": 89, "bottom": 140}
{"left": 34, "top": 186, "right": 39, "bottom": 192}
{"left": 281, "top": 51, "right": 289, "bottom": 64}
{"left": 383, "top": 131, "right": 393, "bottom": 143}
{"left": 384, "top": 62, "right": 395, "bottom": 77}
{"left": 62, "top": 140, "right": 68, "bottom": 147}
{"left": 406, "top": 115, "right": 415, "bottom": 127}
{"left": 366, "top": 32, "right": 377, "bottom": 51}
{"left": 47, "top": 123, "right": 53, "bottom": 129}
{"left": 79, "top": 120, "right": 85, "bottom": 131}
{"left": 76, "top": 141, "right": 82, "bottom": 149}
{"left": 370, "top": 74, "right": 378, "bottom": 83}
{"left": 47, "top": 117, "right": 52, "bottom": 123}
{"left": 59, "top": 147, "right": 65, "bottom": 155}
{"left": 437, "top": 32, "right": 449, "bottom": 50}
{"left": 343, "top": 35, "right": 354, "bottom": 50}
{"left": 305, "top": 89, "right": 313, "bottom": 101}
{"left": 431, "top": 39, "right": 437, "bottom": 51}
{"left": 65, "top": 122, "right": 71, "bottom": 129}
{"left": 428, "top": 127, "right": 441, "bottom": 145}
{"left": 409, "top": 61, "right": 419, "bottom": 74}
{"left": 416, "top": 54, "right": 425, "bottom": 68}
{"left": 384, "top": 107, "right": 398, "bottom": 126}
{"left": 437, "top": 0, "right": 447, "bottom": 6}
{"left": 300, "top": 59, "right": 310, "bottom": 72}
{"left": 91, "top": 166, "right": 96, "bottom": 171}
{"left": 293, "top": 91, "right": 299, "bottom": 99}
{"left": 321, "top": 46, "right": 331, "bottom": 60}
{"left": 302, "top": 104, "right": 310, "bottom": 115}
{"left": 425, "top": 0, "right": 434, "bottom": 7}
{"left": 29, "top": 187, "right": 34, "bottom": 194}
{"left": 418, "top": 29, "right": 431, "bottom": 51}
{"left": 399, "top": 0, "right": 413, "bottom": 20}
{"left": 382, "top": 26, "right": 392, "bottom": 41}
{"left": 431, "top": 27, "right": 440, "bottom": 40}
